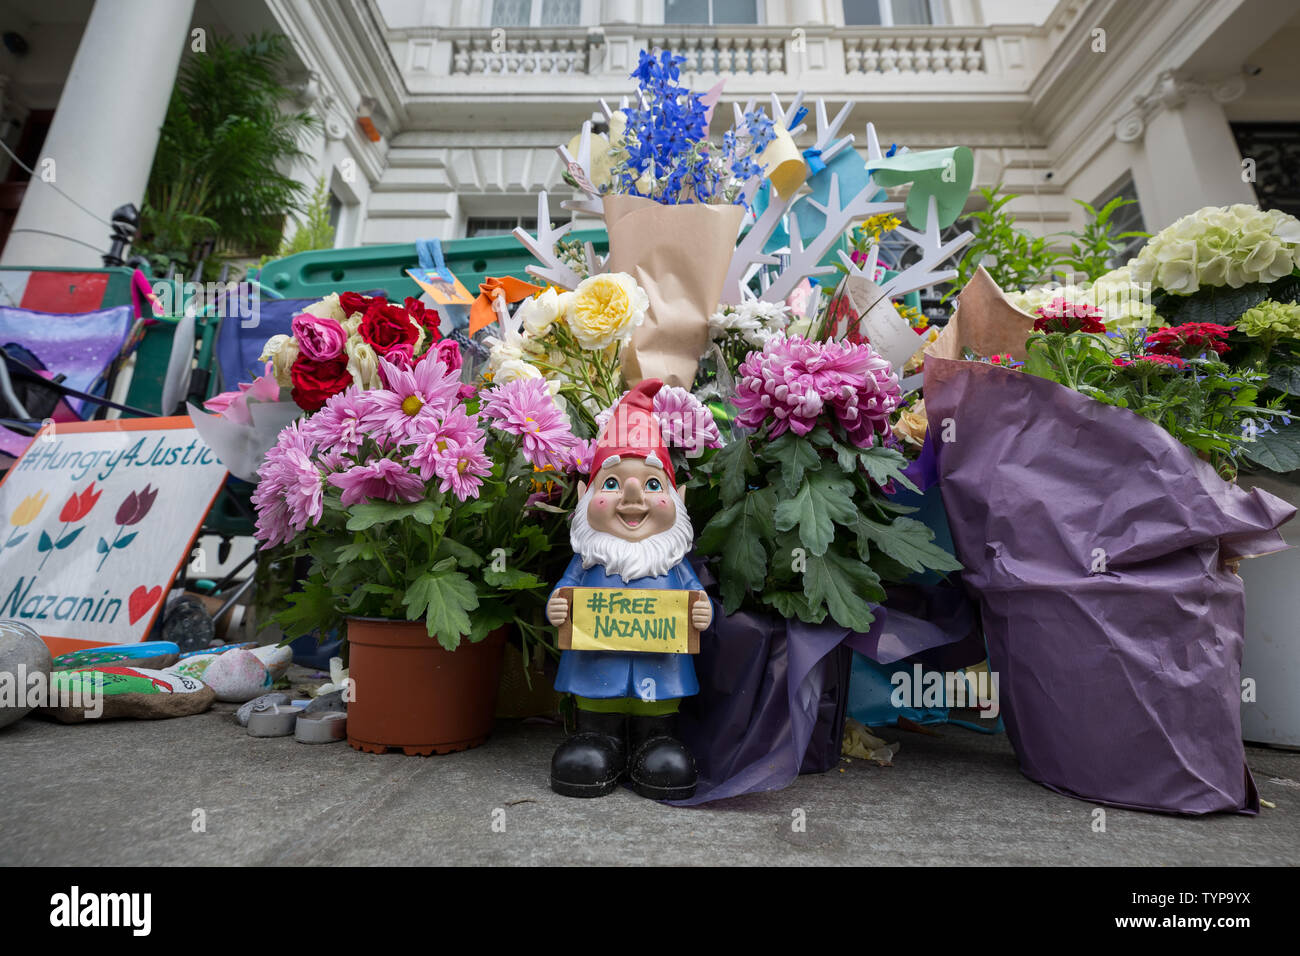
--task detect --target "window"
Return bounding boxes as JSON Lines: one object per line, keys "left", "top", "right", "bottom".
{"left": 466, "top": 216, "right": 538, "bottom": 238}
{"left": 843, "top": 0, "right": 943, "bottom": 26}
{"left": 1097, "top": 176, "right": 1147, "bottom": 264}
{"left": 665, "top": 0, "right": 761, "bottom": 25}
{"left": 490, "top": 0, "right": 580, "bottom": 27}
{"left": 1230, "top": 122, "right": 1300, "bottom": 218}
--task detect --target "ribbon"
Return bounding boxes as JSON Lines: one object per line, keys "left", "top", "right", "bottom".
{"left": 802, "top": 147, "right": 826, "bottom": 176}
{"left": 468, "top": 275, "right": 544, "bottom": 336}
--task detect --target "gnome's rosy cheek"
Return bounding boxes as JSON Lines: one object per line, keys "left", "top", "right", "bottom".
{"left": 654, "top": 497, "right": 670, "bottom": 509}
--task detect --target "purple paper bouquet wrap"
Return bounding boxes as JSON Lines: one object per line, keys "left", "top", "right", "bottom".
{"left": 925, "top": 357, "right": 1296, "bottom": 815}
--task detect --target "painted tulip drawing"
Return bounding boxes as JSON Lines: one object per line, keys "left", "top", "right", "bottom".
{"left": 39, "top": 482, "right": 102, "bottom": 569}
{"left": 4, "top": 491, "right": 48, "bottom": 550}
{"left": 96, "top": 483, "right": 158, "bottom": 571}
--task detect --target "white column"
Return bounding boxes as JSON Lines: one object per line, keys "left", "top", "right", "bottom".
{"left": 1135, "top": 89, "right": 1257, "bottom": 228}
{"left": 2, "top": 0, "right": 197, "bottom": 267}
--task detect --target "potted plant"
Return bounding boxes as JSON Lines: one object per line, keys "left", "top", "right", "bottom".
{"left": 252, "top": 352, "right": 583, "bottom": 755}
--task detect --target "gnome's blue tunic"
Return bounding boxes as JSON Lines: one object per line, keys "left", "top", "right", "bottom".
{"left": 552, "top": 554, "right": 701, "bottom": 700}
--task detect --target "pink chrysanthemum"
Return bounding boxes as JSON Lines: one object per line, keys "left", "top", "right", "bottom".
{"left": 734, "top": 334, "right": 901, "bottom": 447}
{"left": 409, "top": 405, "right": 484, "bottom": 481}
{"left": 362, "top": 356, "right": 463, "bottom": 446}
{"left": 595, "top": 385, "right": 721, "bottom": 456}
{"left": 253, "top": 421, "right": 324, "bottom": 548}
{"left": 431, "top": 436, "right": 493, "bottom": 501}
{"left": 302, "top": 386, "right": 372, "bottom": 455}
{"left": 326, "top": 457, "right": 425, "bottom": 507}
{"left": 481, "top": 377, "right": 576, "bottom": 470}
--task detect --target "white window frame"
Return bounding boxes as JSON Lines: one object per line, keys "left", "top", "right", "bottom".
{"left": 662, "top": 0, "right": 766, "bottom": 26}
{"left": 484, "top": 0, "right": 593, "bottom": 28}
{"left": 843, "top": 0, "right": 946, "bottom": 26}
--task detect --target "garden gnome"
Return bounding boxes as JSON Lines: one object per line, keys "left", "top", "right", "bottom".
{"left": 547, "top": 379, "right": 712, "bottom": 799}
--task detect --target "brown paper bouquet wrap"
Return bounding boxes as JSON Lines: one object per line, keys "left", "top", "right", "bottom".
{"left": 603, "top": 195, "right": 743, "bottom": 388}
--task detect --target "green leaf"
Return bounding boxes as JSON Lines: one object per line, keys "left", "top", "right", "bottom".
{"left": 345, "top": 499, "right": 439, "bottom": 531}
{"left": 698, "top": 487, "right": 776, "bottom": 613}
{"left": 38, "top": 530, "right": 52, "bottom": 553}
{"left": 55, "top": 527, "right": 84, "bottom": 549}
{"left": 402, "top": 569, "right": 480, "bottom": 650}
{"left": 710, "top": 437, "right": 759, "bottom": 505}
{"left": 773, "top": 471, "right": 857, "bottom": 556}
{"left": 855, "top": 445, "right": 919, "bottom": 493}
{"left": 483, "top": 566, "right": 543, "bottom": 591}
{"left": 115, "top": 532, "right": 138, "bottom": 550}
{"left": 334, "top": 537, "right": 374, "bottom": 563}
{"left": 468, "top": 602, "right": 517, "bottom": 643}
{"left": 855, "top": 514, "right": 963, "bottom": 575}
{"left": 760, "top": 589, "right": 826, "bottom": 624}
{"left": 437, "top": 536, "right": 485, "bottom": 569}
{"left": 274, "top": 576, "right": 338, "bottom": 640}
{"left": 804, "top": 547, "right": 883, "bottom": 633}
{"left": 1268, "top": 363, "right": 1300, "bottom": 397}
{"left": 759, "top": 431, "right": 823, "bottom": 495}
{"left": 1241, "top": 421, "right": 1300, "bottom": 473}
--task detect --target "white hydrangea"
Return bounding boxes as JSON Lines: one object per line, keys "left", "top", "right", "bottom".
{"left": 1129, "top": 203, "right": 1300, "bottom": 295}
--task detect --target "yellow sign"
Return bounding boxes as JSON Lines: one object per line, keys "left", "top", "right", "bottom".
{"left": 558, "top": 587, "right": 701, "bottom": 655}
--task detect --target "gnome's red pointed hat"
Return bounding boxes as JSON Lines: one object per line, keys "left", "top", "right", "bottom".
{"left": 589, "top": 379, "right": 674, "bottom": 487}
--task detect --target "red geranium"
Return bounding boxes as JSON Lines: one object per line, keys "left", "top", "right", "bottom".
{"left": 1143, "top": 322, "right": 1234, "bottom": 358}
{"left": 1033, "top": 298, "right": 1107, "bottom": 334}
{"left": 1113, "top": 354, "right": 1188, "bottom": 370}
{"left": 290, "top": 354, "right": 353, "bottom": 412}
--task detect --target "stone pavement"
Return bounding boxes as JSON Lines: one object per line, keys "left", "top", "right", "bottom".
{"left": 2, "top": 703, "right": 1297, "bottom": 866}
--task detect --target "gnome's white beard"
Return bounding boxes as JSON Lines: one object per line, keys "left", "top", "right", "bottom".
{"left": 570, "top": 485, "right": 694, "bottom": 581}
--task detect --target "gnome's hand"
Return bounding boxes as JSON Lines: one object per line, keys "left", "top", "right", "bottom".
{"left": 547, "top": 594, "right": 570, "bottom": 627}
{"left": 691, "top": 592, "right": 713, "bottom": 631}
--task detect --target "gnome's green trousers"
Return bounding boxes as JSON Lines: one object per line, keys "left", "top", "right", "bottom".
{"left": 575, "top": 695, "right": 679, "bottom": 717}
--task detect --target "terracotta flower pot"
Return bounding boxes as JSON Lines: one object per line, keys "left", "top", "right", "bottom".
{"left": 346, "top": 618, "right": 507, "bottom": 756}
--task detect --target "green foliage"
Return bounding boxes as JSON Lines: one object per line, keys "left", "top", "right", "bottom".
{"left": 1054, "top": 196, "right": 1148, "bottom": 281}
{"left": 1024, "top": 329, "right": 1290, "bottom": 479}
{"left": 136, "top": 33, "right": 318, "bottom": 278}
{"left": 947, "top": 187, "right": 1147, "bottom": 299}
{"left": 948, "top": 185, "right": 1061, "bottom": 299}
{"left": 264, "top": 175, "right": 335, "bottom": 265}
{"left": 693, "top": 419, "right": 961, "bottom": 633}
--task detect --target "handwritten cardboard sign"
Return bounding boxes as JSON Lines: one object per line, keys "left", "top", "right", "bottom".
{"left": 0, "top": 416, "right": 228, "bottom": 655}
{"left": 557, "top": 587, "right": 702, "bottom": 655}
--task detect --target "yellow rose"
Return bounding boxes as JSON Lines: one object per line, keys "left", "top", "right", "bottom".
{"left": 10, "top": 491, "right": 49, "bottom": 527}
{"left": 893, "top": 400, "right": 928, "bottom": 448}
{"left": 345, "top": 337, "right": 381, "bottom": 390}
{"left": 566, "top": 272, "right": 649, "bottom": 351}
{"left": 259, "top": 334, "right": 300, "bottom": 387}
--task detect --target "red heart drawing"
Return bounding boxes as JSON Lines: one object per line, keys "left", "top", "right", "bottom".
{"left": 128, "top": 585, "right": 163, "bottom": 625}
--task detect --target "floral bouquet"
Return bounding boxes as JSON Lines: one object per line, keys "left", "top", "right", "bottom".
{"left": 252, "top": 353, "right": 585, "bottom": 656}
{"left": 689, "top": 333, "right": 959, "bottom": 632}
{"left": 918, "top": 263, "right": 1296, "bottom": 815}
{"left": 259, "top": 291, "right": 453, "bottom": 412}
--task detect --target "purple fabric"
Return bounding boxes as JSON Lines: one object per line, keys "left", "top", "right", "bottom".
{"left": 0, "top": 304, "right": 135, "bottom": 419}
{"left": 673, "top": 566, "right": 974, "bottom": 806}
{"left": 924, "top": 357, "right": 1295, "bottom": 815}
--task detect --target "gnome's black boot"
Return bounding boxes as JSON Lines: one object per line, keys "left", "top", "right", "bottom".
{"left": 550, "top": 709, "right": 627, "bottom": 798}
{"left": 628, "top": 714, "right": 697, "bottom": 800}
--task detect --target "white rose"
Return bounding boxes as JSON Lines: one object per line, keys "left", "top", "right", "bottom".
{"left": 345, "top": 337, "right": 381, "bottom": 390}
{"left": 519, "top": 287, "right": 563, "bottom": 338}
{"left": 303, "top": 293, "right": 346, "bottom": 322}
{"left": 259, "top": 334, "right": 299, "bottom": 387}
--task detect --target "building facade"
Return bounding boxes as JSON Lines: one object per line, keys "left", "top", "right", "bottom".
{"left": 0, "top": 0, "right": 1296, "bottom": 268}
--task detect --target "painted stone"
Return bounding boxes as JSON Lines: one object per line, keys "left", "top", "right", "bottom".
{"left": 52, "top": 640, "right": 180, "bottom": 672}
{"left": 250, "top": 644, "right": 293, "bottom": 681}
{"left": 39, "top": 666, "right": 214, "bottom": 723}
{"left": 0, "top": 621, "right": 52, "bottom": 728}
{"left": 196, "top": 649, "right": 271, "bottom": 703}
{"left": 235, "top": 692, "right": 291, "bottom": 727}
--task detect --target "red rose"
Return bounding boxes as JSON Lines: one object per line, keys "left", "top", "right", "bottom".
{"left": 404, "top": 296, "right": 442, "bottom": 341}
{"left": 290, "top": 354, "right": 352, "bottom": 412}
{"left": 359, "top": 301, "right": 421, "bottom": 355}
{"left": 339, "top": 291, "right": 376, "bottom": 317}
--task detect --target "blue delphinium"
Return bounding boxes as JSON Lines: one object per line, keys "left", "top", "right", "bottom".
{"left": 613, "top": 49, "right": 778, "bottom": 207}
